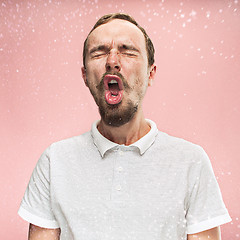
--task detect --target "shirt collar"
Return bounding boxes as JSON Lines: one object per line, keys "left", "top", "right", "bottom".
{"left": 91, "top": 119, "right": 158, "bottom": 157}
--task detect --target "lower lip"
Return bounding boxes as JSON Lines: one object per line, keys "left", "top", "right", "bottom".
{"left": 105, "top": 90, "right": 123, "bottom": 105}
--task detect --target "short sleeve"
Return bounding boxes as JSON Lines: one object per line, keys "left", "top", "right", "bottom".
{"left": 186, "top": 147, "right": 231, "bottom": 234}
{"left": 18, "top": 147, "right": 59, "bottom": 229}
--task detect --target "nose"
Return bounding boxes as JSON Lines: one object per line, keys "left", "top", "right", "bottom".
{"left": 105, "top": 50, "right": 121, "bottom": 73}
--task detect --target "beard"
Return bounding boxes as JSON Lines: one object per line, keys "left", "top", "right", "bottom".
{"left": 98, "top": 99, "right": 138, "bottom": 127}
{"left": 88, "top": 72, "right": 139, "bottom": 127}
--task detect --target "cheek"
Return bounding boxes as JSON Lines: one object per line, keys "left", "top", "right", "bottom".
{"left": 132, "top": 69, "right": 149, "bottom": 86}
{"left": 87, "top": 58, "right": 106, "bottom": 69}
{"left": 86, "top": 66, "right": 104, "bottom": 84}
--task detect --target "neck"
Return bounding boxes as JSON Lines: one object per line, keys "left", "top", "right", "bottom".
{"left": 97, "top": 109, "right": 150, "bottom": 146}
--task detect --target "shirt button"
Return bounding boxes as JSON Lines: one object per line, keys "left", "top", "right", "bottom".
{"left": 118, "top": 166, "right": 123, "bottom": 172}
{"left": 116, "top": 185, "right": 122, "bottom": 191}
{"left": 119, "top": 150, "right": 124, "bottom": 156}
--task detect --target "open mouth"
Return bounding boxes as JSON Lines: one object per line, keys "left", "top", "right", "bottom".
{"left": 104, "top": 75, "right": 123, "bottom": 105}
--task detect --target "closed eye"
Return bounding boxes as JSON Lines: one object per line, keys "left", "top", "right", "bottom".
{"left": 90, "top": 45, "right": 110, "bottom": 58}
{"left": 119, "top": 44, "right": 139, "bottom": 57}
{"left": 122, "top": 52, "right": 137, "bottom": 57}
{"left": 91, "top": 52, "right": 107, "bottom": 58}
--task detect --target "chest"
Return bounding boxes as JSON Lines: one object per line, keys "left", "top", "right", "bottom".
{"left": 52, "top": 149, "right": 189, "bottom": 218}
{"left": 51, "top": 149, "right": 190, "bottom": 239}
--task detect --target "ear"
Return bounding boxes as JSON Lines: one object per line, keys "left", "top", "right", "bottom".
{"left": 148, "top": 64, "right": 156, "bottom": 87}
{"left": 81, "top": 67, "right": 88, "bottom": 87}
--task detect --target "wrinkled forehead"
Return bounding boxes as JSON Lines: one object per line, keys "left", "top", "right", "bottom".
{"left": 86, "top": 19, "right": 146, "bottom": 51}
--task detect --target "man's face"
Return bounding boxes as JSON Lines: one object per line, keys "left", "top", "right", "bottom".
{"left": 82, "top": 19, "right": 155, "bottom": 127}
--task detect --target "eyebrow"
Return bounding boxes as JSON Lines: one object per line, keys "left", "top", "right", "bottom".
{"left": 89, "top": 44, "right": 140, "bottom": 54}
{"left": 119, "top": 44, "right": 140, "bottom": 53}
{"left": 89, "top": 45, "right": 109, "bottom": 54}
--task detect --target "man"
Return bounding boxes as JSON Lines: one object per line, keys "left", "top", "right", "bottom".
{"left": 18, "top": 13, "right": 231, "bottom": 240}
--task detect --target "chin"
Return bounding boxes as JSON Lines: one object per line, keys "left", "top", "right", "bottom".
{"left": 99, "top": 102, "right": 138, "bottom": 128}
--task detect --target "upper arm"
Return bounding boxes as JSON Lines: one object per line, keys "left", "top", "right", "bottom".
{"left": 28, "top": 224, "right": 61, "bottom": 240}
{"left": 187, "top": 226, "right": 221, "bottom": 240}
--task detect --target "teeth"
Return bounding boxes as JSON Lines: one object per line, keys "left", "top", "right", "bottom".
{"left": 109, "top": 80, "right": 118, "bottom": 84}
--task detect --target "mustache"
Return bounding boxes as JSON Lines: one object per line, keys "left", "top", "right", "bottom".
{"left": 96, "top": 72, "right": 131, "bottom": 90}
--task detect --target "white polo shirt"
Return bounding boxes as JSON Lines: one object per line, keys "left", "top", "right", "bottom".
{"left": 18, "top": 119, "right": 231, "bottom": 240}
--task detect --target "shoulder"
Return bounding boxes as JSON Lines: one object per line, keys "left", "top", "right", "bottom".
{"left": 154, "top": 131, "right": 209, "bottom": 165}
{"left": 155, "top": 131, "right": 203, "bottom": 152}
{"left": 52, "top": 131, "right": 92, "bottom": 147}
{"left": 43, "top": 131, "right": 95, "bottom": 157}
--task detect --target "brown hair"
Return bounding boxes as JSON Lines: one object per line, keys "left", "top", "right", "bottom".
{"left": 83, "top": 13, "right": 155, "bottom": 68}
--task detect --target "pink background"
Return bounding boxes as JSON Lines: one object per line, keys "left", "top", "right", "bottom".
{"left": 1, "top": 0, "right": 240, "bottom": 239}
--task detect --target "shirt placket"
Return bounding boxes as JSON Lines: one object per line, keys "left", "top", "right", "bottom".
{"left": 111, "top": 146, "right": 129, "bottom": 204}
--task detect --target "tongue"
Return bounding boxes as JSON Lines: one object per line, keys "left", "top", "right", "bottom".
{"left": 110, "top": 84, "right": 119, "bottom": 96}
